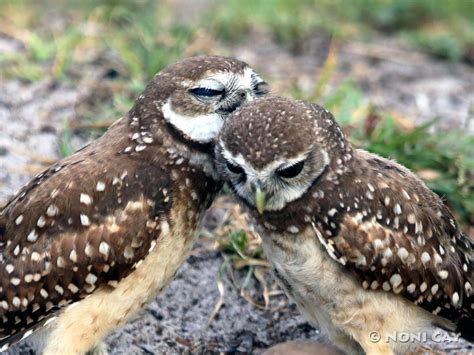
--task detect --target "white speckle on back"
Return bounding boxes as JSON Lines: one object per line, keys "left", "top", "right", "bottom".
{"left": 96, "top": 181, "right": 106, "bottom": 191}
{"left": 80, "top": 193, "right": 92, "bottom": 205}
{"left": 421, "top": 252, "right": 431, "bottom": 265}
{"left": 31, "top": 251, "right": 41, "bottom": 261}
{"left": 394, "top": 204, "right": 402, "bottom": 215}
{"left": 55, "top": 285, "right": 64, "bottom": 295}
{"left": 27, "top": 230, "right": 38, "bottom": 242}
{"left": 390, "top": 274, "right": 402, "bottom": 288}
{"left": 85, "top": 243, "right": 93, "bottom": 257}
{"left": 402, "top": 189, "right": 411, "bottom": 200}
{"left": 287, "top": 225, "right": 299, "bottom": 234}
{"left": 123, "top": 246, "right": 134, "bottom": 259}
{"left": 452, "top": 292, "right": 459, "bottom": 306}
{"left": 85, "top": 273, "right": 98, "bottom": 285}
{"left": 69, "top": 250, "right": 78, "bottom": 263}
{"left": 397, "top": 247, "right": 409, "bottom": 260}
{"left": 420, "top": 282, "right": 428, "bottom": 292}
{"left": 6, "top": 264, "right": 14, "bottom": 274}
{"left": 143, "top": 136, "right": 153, "bottom": 144}
{"left": 68, "top": 283, "right": 79, "bottom": 294}
{"left": 80, "top": 214, "right": 90, "bottom": 226}
{"left": 57, "top": 256, "right": 66, "bottom": 268}
{"left": 46, "top": 204, "right": 59, "bottom": 217}
{"left": 438, "top": 270, "right": 449, "bottom": 279}
{"left": 15, "top": 215, "right": 23, "bottom": 225}
{"left": 37, "top": 216, "right": 46, "bottom": 228}
{"left": 99, "top": 242, "right": 110, "bottom": 258}
{"left": 12, "top": 297, "right": 21, "bottom": 307}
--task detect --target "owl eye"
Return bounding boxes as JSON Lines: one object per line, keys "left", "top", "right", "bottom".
{"left": 226, "top": 161, "right": 245, "bottom": 175}
{"left": 254, "top": 81, "right": 269, "bottom": 96}
{"left": 190, "top": 87, "right": 224, "bottom": 97}
{"left": 276, "top": 161, "right": 304, "bottom": 178}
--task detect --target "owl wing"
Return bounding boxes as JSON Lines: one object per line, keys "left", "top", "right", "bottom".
{"left": 0, "top": 144, "right": 171, "bottom": 348}
{"left": 311, "top": 152, "right": 473, "bottom": 329}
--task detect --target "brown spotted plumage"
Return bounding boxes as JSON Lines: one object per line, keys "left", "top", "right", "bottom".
{"left": 216, "top": 97, "right": 473, "bottom": 354}
{"left": 0, "top": 56, "right": 267, "bottom": 353}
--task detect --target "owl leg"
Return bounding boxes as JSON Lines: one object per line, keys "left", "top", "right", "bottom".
{"left": 42, "top": 288, "right": 137, "bottom": 354}
{"left": 349, "top": 331, "right": 394, "bottom": 355}
{"left": 335, "top": 319, "right": 394, "bottom": 355}
{"left": 320, "top": 320, "right": 363, "bottom": 354}
{"left": 328, "top": 301, "right": 394, "bottom": 355}
{"left": 296, "top": 300, "right": 363, "bottom": 353}
{"left": 31, "top": 324, "right": 110, "bottom": 354}
{"left": 42, "top": 309, "right": 111, "bottom": 355}
{"left": 338, "top": 312, "right": 394, "bottom": 355}
{"left": 326, "top": 331, "right": 363, "bottom": 354}
{"left": 86, "top": 341, "right": 108, "bottom": 355}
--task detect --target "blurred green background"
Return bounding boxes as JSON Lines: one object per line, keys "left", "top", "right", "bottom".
{"left": 2, "top": 0, "right": 473, "bottom": 81}
{"left": 0, "top": 0, "right": 472, "bottom": 227}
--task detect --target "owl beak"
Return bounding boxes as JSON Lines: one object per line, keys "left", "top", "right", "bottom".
{"left": 255, "top": 186, "right": 267, "bottom": 215}
{"left": 245, "top": 91, "right": 255, "bottom": 102}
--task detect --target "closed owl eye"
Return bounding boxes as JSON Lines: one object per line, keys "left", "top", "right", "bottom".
{"left": 276, "top": 161, "right": 305, "bottom": 178}
{"left": 190, "top": 87, "right": 225, "bottom": 97}
{"left": 254, "top": 81, "right": 269, "bottom": 96}
{"left": 226, "top": 161, "right": 245, "bottom": 175}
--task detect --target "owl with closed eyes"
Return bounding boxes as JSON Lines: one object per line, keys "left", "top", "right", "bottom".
{"left": 0, "top": 56, "right": 268, "bottom": 353}
{"left": 216, "top": 97, "right": 473, "bottom": 354}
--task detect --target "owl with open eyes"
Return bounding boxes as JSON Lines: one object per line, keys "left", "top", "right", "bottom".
{"left": 0, "top": 56, "right": 268, "bottom": 354}
{"left": 215, "top": 97, "right": 473, "bottom": 354}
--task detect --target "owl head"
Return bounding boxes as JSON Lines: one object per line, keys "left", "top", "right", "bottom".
{"left": 216, "top": 96, "right": 349, "bottom": 213}
{"left": 138, "top": 56, "right": 268, "bottom": 145}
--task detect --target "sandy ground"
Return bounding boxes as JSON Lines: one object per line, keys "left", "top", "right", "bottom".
{"left": 1, "top": 30, "right": 473, "bottom": 353}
